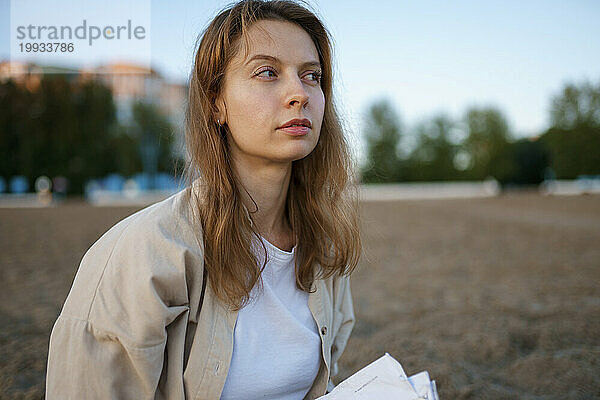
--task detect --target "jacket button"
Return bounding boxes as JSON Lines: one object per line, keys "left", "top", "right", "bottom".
{"left": 321, "top": 326, "right": 327, "bottom": 336}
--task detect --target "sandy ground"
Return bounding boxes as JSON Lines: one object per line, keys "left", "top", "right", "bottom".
{"left": 0, "top": 193, "right": 598, "bottom": 399}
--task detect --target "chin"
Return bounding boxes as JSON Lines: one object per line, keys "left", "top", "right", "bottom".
{"left": 272, "top": 152, "right": 311, "bottom": 163}
{"left": 283, "top": 142, "right": 317, "bottom": 162}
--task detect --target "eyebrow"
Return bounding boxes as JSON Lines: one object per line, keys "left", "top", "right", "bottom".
{"left": 245, "top": 54, "right": 321, "bottom": 70}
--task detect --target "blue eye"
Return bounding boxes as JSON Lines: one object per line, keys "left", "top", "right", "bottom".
{"left": 306, "top": 71, "right": 322, "bottom": 84}
{"left": 254, "top": 67, "right": 322, "bottom": 85}
{"left": 255, "top": 67, "right": 277, "bottom": 78}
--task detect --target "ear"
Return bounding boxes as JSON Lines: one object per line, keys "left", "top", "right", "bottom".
{"left": 213, "top": 94, "right": 226, "bottom": 125}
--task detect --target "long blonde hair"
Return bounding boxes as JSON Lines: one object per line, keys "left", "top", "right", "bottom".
{"left": 184, "top": 0, "right": 361, "bottom": 310}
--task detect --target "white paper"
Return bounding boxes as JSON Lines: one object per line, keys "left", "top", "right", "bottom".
{"left": 408, "top": 371, "right": 436, "bottom": 400}
{"left": 317, "top": 353, "right": 439, "bottom": 400}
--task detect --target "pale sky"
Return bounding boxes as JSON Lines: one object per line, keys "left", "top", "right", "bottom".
{"left": 1, "top": 0, "right": 599, "bottom": 160}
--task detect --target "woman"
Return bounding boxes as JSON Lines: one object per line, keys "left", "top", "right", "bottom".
{"left": 46, "top": 1, "right": 361, "bottom": 398}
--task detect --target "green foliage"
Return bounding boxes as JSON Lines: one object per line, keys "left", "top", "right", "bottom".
{"left": 403, "top": 114, "right": 461, "bottom": 181}
{"left": 111, "top": 125, "right": 143, "bottom": 176}
{"left": 131, "top": 101, "right": 177, "bottom": 175}
{"left": 539, "top": 79, "right": 600, "bottom": 178}
{"left": 0, "top": 75, "right": 118, "bottom": 193}
{"left": 360, "top": 99, "right": 403, "bottom": 183}
{"left": 539, "top": 126, "right": 600, "bottom": 178}
{"left": 550, "top": 81, "right": 600, "bottom": 130}
{"left": 0, "top": 76, "right": 180, "bottom": 194}
{"left": 358, "top": 102, "right": 555, "bottom": 186}
{"left": 0, "top": 80, "right": 32, "bottom": 178}
{"left": 462, "top": 107, "right": 512, "bottom": 180}
{"left": 70, "top": 79, "right": 119, "bottom": 191}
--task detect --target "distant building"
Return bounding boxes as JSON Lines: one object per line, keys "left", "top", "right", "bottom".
{"left": 0, "top": 61, "right": 80, "bottom": 91}
{"left": 0, "top": 60, "right": 188, "bottom": 157}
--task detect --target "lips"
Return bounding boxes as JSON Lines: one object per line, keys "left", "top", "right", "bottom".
{"left": 277, "top": 118, "right": 311, "bottom": 136}
{"left": 278, "top": 118, "right": 312, "bottom": 129}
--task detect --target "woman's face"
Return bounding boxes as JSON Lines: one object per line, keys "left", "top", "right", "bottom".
{"left": 216, "top": 19, "right": 325, "bottom": 166}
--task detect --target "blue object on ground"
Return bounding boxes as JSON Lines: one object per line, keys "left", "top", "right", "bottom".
{"left": 103, "top": 174, "right": 125, "bottom": 192}
{"left": 9, "top": 176, "right": 29, "bottom": 193}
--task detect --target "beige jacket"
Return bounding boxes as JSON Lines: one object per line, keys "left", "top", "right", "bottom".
{"left": 46, "top": 184, "right": 355, "bottom": 399}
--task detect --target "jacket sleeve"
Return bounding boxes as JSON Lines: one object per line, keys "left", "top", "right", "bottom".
{"left": 327, "top": 274, "right": 355, "bottom": 392}
{"left": 46, "top": 213, "right": 192, "bottom": 399}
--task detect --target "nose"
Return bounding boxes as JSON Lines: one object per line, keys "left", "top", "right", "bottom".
{"left": 285, "top": 75, "right": 309, "bottom": 109}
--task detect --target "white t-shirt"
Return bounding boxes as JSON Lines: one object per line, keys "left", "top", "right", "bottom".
{"left": 219, "top": 235, "right": 322, "bottom": 400}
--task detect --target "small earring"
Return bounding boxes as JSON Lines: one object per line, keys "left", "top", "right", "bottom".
{"left": 217, "top": 118, "right": 221, "bottom": 126}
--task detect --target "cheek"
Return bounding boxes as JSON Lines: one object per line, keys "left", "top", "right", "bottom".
{"left": 224, "top": 88, "right": 278, "bottom": 154}
{"left": 227, "top": 91, "right": 267, "bottom": 141}
{"left": 227, "top": 88, "right": 273, "bottom": 131}
{"left": 312, "top": 91, "right": 326, "bottom": 132}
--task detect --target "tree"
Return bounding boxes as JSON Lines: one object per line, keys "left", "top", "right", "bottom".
{"left": 131, "top": 101, "right": 178, "bottom": 185}
{"left": 0, "top": 75, "right": 111, "bottom": 193}
{"left": 540, "top": 80, "right": 600, "bottom": 178}
{"left": 540, "top": 125, "right": 600, "bottom": 178}
{"left": 404, "top": 113, "right": 460, "bottom": 181}
{"left": 0, "top": 80, "right": 34, "bottom": 179}
{"left": 550, "top": 80, "right": 600, "bottom": 130}
{"left": 360, "top": 99, "right": 403, "bottom": 183}
{"left": 0, "top": 75, "right": 131, "bottom": 194}
{"left": 462, "top": 106, "right": 512, "bottom": 180}
{"left": 70, "top": 78, "right": 119, "bottom": 191}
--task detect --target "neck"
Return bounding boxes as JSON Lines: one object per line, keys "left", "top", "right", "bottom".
{"left": 232, "top": 153, "right": 293, "bottom": 242}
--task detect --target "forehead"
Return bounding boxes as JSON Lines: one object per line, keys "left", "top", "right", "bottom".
{"left": 233, "top": 19, "right": 320, "bottom": 67}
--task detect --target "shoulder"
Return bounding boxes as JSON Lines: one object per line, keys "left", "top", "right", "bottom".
{"left": 90, "top": 185, "right": 202, "bottom": 262}
{"left": 317, "top": 272, "right": 354, "bottom": 321}
{"left": 320, "top": 272, "right": 352, "bottom": 297}
{"left": 61, "top": 185, "right": 204, "bottom": 323}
